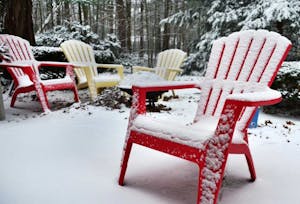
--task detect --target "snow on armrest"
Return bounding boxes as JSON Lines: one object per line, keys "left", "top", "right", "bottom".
{"left": 132, "top": 66, "right": 154, "bottom": 73}
{"left": 132, "top": 81, "right": 197, "bottom": 92}
{"left": 96, "top": 63, "right": 124, "bottom": 70}
{"left": 36, "top": 61, "right": 74, "bottom": 68}
{"left": 166, "top": 67, "right": 183, "bottom": 73}
{"left": 0, "top": 61, "right": 33, "bottom": 68}
{"left": 227, "top": 87, "right": 282, "bottom": 106}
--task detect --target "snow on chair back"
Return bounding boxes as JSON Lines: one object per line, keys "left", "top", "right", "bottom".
{"left": 60, "top": 40, "right": 97, "bottom": 87}
{"left": 195, "top": 30, "right": 291, "bottom": 120}
{"left": 155, "top": 49, "right": 186, "bottom": 80}
{"left": 0, "top": 35, "right": 35, "bottom": 88}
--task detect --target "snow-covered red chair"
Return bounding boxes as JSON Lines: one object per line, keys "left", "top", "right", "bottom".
{"left": 60, "top": 40, "right": 124, "bottom": 100}
{"left": 118, "top": 30, "right": 291, "bottom": 204}
{"left": 0, "top": 34, "right": 79, "bottom": 112}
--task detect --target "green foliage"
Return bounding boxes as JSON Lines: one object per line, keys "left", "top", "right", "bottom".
{"left": 264, "top": 62, "right": 300, "bottom": 116}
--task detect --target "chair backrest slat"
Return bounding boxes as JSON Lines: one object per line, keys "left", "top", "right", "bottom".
{"left": 195, "top": 30, "right": 291, "bottom": 127}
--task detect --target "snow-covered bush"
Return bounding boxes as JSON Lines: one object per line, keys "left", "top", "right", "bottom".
{"left": 264, "top": 62, "right": 300, "bottom": 116}
{"left": 35, "top": 21, "right": 121, "bottom": 63}
{"left": 165, "top": 0, "right": 300, "bottom": 74}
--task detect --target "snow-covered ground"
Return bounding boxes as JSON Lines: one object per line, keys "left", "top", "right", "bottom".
{"left": 0, "top": 85, "right": 299, "bottom": 204}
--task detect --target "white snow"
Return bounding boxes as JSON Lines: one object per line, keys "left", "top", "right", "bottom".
{"left": 119, "top": 71, "right": 165, "bottom": 89}
{"left": 0, "top": 78, "right": 299, "bottom": 204}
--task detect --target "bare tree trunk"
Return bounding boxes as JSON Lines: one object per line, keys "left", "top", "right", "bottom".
{"left": 64, "top": 1, "right": 70, "bottom": 22}
{"left": 39, "top": 0, "right": 43, "bottom": 32}
{"left": 139, "top": 0, "right": 144, "bottom": 57}
{"left": 108, "top": 1, "right": 114, "bottom": 33}
{"left": 116, "top": 0, "right": 126, "bottom": 49}
{"left": 56, "top": 0, "right": 61, "bottom": 25}
{"left": 144, "top": 0, "right": 153, "bottom": 66}
{"left": 162, "top": 0, "right": 170, "bottom": 50}
{"left": 82, "top": 3, "right": 89, "bottom": 25}
{"left": 126, "top": 0, "right": 132, "bottom": 52}
{"left": 4, "top": 0, "right": 36, "bottom": 45}
{"left": 78, "top": 2, "right": 82, "bottom": 24}
{"left": 154, "top": 1, "right": 161, "bottom": 55}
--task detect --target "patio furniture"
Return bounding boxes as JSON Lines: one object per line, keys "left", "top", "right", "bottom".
{"left": 0, "top": 34, "right": 79, "bottom": 112}
{"left": 118, "top": 30, "right": 291, "bottom": 204}
{"left": 60, "top": 40, "right": 124, "bottom": 100}
{"left": 133, "top": 48, "right": 186, "bottom": 96}
{"left": 118, "top": 71, "right": 167, "bottom": 107}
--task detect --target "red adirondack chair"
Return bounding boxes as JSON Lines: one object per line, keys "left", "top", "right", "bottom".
{"left": 0, "top": 34, "right": 79, "bottom": 112}
{"left": 118, "top": 30, "right": 291, "bottom": 204}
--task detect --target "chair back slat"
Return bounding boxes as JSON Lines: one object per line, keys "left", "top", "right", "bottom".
{"left": 195, "top": 30, "right": 291, "bottom": 125}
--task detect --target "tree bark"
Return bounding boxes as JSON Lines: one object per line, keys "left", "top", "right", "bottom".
{"left": 139, "top": 0, "right": 144, "bottom": 57}
{"left": 116, "top": 0, "right": 126, "bottom": 49}
{"left": 64, "top": 1, "right": 70, "bottom": 22}
{"left": 162, "top": 0, "right": 170, "bottom": 50}
{"left": 126, "top": 0, "right": 132, "bottom": 52}
{"left": 4, "top": 0, "right": 36, "bottom": 45}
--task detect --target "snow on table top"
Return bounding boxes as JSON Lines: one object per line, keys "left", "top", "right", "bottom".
{"left": 118, "top": 71, "right": 165, "bottom": 89}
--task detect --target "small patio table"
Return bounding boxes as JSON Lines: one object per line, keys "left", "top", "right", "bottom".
{"left": 118, "top": 71, "right": 167, "bottom": 106}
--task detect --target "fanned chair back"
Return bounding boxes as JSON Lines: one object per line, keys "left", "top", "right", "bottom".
{"left": 0, "top": 35, "right": 35, "bottom": 87}
{"left": 155, "top": 49, "right": 186, "bottom": 80}
{"left": 192, "top": 30, "right": 291, "bottom": 181}
{"left": 195, "top": 30, "right": 291, "bottom": 127}
{"left": 61, "top": 40, "right": 96, "bottom": 88}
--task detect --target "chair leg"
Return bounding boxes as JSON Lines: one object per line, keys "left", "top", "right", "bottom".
{"left": 118, "top": 141, "right": 133, "bottom": 186}
{"left": 196, "top": 161, "right": 225, "bottom": 204}
{"left": 10, "top": 88, "right": 21, "bottom": 107}
{"left": 244, "top": 146, "right": 256, "bottom": 181}
{"left": 229, "top": 143, "right": 256, "bottom": 181}
{"left": 73, "top": 87, "right": 80, "bottom": 102}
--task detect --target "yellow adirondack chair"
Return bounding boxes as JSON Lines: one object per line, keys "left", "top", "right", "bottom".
{"left": 60, "top": 40, "right": 124, "bottom": 100}
{"left": 133, "top": 49, "right": 186, "bottom": 96}
{"left": 133, "top": 49, "right": 186, "bottom": 80}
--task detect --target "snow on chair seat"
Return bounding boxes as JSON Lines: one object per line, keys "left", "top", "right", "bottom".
{"left": 132, "top": 115, "right": 216, "bottom": 149}
{"left": 118, "top": 30, "right": 291, "bottom": 204}
{"left": 0, "top": 34, "right": 80, "bottom": 112}
{"left": 41, "top": 75, "right": 73, "bottom": 86}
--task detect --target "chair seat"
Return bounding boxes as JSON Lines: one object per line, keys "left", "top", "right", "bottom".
{"left": 132, "top": 115, "right": 246, "bottom": 148}
{"left": 132, "top": 115, "right": 217, "bottom": 149}
{"left": 41, "top": 75, "right": 73, "bottom": 86}
{"left": 17, "top": 75, "right": 34, "bottom": 88}
{"left": 94, "top": 73, "right": 121, "bottom": 83}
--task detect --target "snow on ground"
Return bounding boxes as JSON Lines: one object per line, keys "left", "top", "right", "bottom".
{"left": 0, "top": 82, "right": 299, "bottom": 204}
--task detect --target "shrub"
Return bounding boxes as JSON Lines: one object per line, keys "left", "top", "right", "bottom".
{"left": 264, "top": 62, "right": 300, "bottom": 116}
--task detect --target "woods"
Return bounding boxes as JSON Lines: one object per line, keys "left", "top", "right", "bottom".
{"left": 0, "top": 0, "right": 300, "bottom": 72}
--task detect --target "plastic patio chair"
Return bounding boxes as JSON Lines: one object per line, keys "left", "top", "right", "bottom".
{"left": 0, "top": 34, "right": 79, "bottom": 112}
{"left": 118, "top": 30, "right": 291, "bottom": 204}
{"left": 133, "top": 49, "right": 187, "bottom": 96}
{"left": 60, "top": 40, "right": 124, "bottom": 100}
